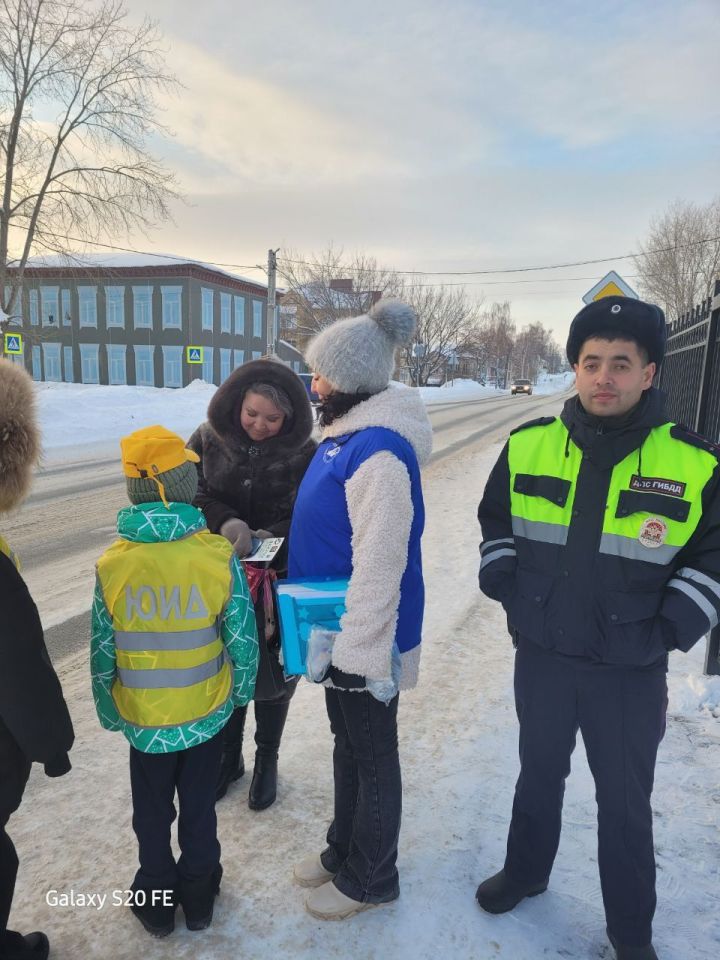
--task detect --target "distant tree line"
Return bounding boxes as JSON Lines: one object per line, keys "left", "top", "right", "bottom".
{"left": 278, "top": 246, "right": 564, "bottom": 387}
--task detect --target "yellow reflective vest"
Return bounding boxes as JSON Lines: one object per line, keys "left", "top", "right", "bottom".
{"left": 96, "top": 530, "right": 235, "bottom": 729}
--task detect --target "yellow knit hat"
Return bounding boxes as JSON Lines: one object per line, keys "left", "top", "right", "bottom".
{"left": 120, "top": 425, "right": 200, "bottom": 508}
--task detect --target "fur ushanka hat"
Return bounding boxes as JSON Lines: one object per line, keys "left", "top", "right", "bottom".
{"left": 0, "top": 358, "right": 40, "bottom": 512}
{"left": 304, "top": 299, "right": 417, "bottom": 395}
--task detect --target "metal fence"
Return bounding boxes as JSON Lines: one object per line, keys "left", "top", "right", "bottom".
{"left": 656, "top": 277, "right": 720, "bottom": 675}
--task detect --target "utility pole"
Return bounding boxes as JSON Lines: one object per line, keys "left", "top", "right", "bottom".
{"left": 266, "top": 248, "right": 279, "bottom": 357}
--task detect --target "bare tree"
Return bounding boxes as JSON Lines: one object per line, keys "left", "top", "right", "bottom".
{"left": 634, "top": 197, "right": 720, "bottom": 322}
{"left": 401, "top": 283, "right": 483, "bottom": 386}
{"left": 0, "top": 0, "right": 178, "bottom": 332}
{"left": 277, "top": 245, "right": 403, "bottom": 348}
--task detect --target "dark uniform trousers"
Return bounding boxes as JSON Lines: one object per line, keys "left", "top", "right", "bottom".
{"left": 505, "top": 636, "right": 667, "bottom": 948}
{"left": 129, "top": 732, "right": 224, "bottom": 892}
{"left": 0, "top": 733, "right": 31, "bottom": 940}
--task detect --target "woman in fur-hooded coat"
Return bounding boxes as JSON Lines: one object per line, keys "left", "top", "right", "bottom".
{"left": 187, "top": 358, "right": 316, "bottom": 810}
{"left": 288, "top": 301, "right": 433, "bottom": 920}
{"left": 0, "top": 359, "right": 74, "bottom": 959}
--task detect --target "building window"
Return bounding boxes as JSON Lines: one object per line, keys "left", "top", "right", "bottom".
{"left": 41, "top": 287, "right": 59, "bottom": 326}
{"left": 201, "top": 288, "right": 214, "bottom": 331}
{"left": 220, "top": 293, "right": 231, "bottom": 333}
{"left": 29, "top": 289, "right": 39, "bottom": 326}
{"left": 252, "top": 350, "right": 262, "bottom": 361}
{"left": 31, "top": 345, "right": 41, "bottom": 379}
{"left": 41, "top": 343, "right": 61, "bottom": 381}
{"left": 61, "top": 289, "right": 71, "bottom": 326}
{"left": 201, "top": 346, "right": 214, "bottom": 384}
{"left": 106, "top": 344, "right": 127, "bottom": 385}
{"left": 105, "top": 286, "right": 125, "bottom": 328}
{"left": 220, "top": 348, "right": 231, "bottom": 382}
{"left": 79, "top": 343, "right": 99, "bottom": 383}
{"left": 253, "top": 300, "right": 263, "bottom": 338}
{"left": 162, "top": 345, "right": 183, "bottom": 387}
{"left": 134, "top": 345, "right": 155, "bottom": 386}
{"left": 161, "top": 286, "right": 182, "bottom": 329}
{"left": 133, "top": 287, "right": 153, "bottom": 329}
{"left": 63, "top": 346, "right": 73, "bottom": 382}
{"left": 233, "top": 349, "right": 245, "bottom": 369}
{"left": 234, "top": 296, "right": 245, "bottom": 335}
{"left": 78, "top": 287, "right": 97, "bottom": 327}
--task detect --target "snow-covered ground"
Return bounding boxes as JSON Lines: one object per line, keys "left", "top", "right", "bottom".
{"left": 8, "top": 397, "right": 720, "bottom": 960}
{"left": 34, "top": 371, "right": 575, "bottom": 463}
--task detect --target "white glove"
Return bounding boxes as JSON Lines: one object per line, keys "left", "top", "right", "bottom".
{"left": 220, "top": 518, "right": 252, "bottom": 558}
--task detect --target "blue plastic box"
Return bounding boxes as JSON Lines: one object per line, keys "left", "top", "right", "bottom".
{"left": 274, "top": 577, "right": 349, "bottom": 676}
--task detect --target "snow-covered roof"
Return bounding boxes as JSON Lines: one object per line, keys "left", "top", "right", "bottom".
{"left": 22, "top": 252, "right": 268, "bottom": 290}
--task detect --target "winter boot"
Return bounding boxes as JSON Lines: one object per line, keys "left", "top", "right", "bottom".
{"left": 293, "top": 853, "right": 336, "bottom": 888}
{"left": 1, "top": 931, "right": 50, "bottom": 960}
{"left": 180, "top": 864, "right": 223, "bottom": 931}
{"left": 129, "top": 889, "right": 176, "bottom": 938}
{"left": 475, "top": 868, "right": 548, "bottom": 914}
{"left": 305, "top": 881, "right": 384, "bottom": 921}
{"left": 607, "top": 930, "right": 659, "bottom": 960}
{"left": 215, "top": 705, "right": 247, "bottom": 802}
{"left": 248, "top": 700, "right": 290, "bottom": 811}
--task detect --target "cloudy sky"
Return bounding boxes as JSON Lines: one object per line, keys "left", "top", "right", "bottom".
{"left": 119, "top": 0, "right": 720, "bottom": 342}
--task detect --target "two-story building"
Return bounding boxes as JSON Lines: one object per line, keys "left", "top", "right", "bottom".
{"left": 4, "top": 253, "right": 306, "bottom": 386}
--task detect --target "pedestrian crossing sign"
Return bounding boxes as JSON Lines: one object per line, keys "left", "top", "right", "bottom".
{"left": 3, "top": 332, "right": 23, "bottom": 355}
{"left": 186, "top": 346, "right": 203, "bottom": 364}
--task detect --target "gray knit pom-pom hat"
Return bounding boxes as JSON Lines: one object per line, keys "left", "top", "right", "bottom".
{"left": 304, "top": 299, "right": 417, "bottom": 394}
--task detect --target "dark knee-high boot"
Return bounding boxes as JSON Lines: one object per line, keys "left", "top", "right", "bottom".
{"left": 248, "top": 700, "right": 290, "bottom": 811}
{"left": 215, "top": 706, "right": 247, "bottom": 802}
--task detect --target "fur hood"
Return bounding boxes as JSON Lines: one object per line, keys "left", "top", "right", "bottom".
{"left": 321, "top": 385, "right": 433, "bottom": 466}
{"left": 205, "top": 358, "right": 314, "bottom": 455}
{"left": 0, "top": 359, "right": 40, "bottom": 511}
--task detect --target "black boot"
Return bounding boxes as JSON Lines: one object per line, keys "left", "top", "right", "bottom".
{"left": 180, "top": 865, "right": 223, "bottom": 931}
{"left": 475, "top": 868, "right": 548, "bottom": 914}
{"left": 248, "top": 700, "right": 290, "bottom": 811}
{"left": 1, "top": 931, "right": 50, "bottom": 959}
{"left": 215, "top": 706, "right": 247, "bottom": 802}
{"left": 607, "top": 930, "right": 659, "bottom": 960}
{"left": 129, "top": 888, "right": 176, "bottom": 938}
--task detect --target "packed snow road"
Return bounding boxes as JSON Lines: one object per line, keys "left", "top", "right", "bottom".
{"left": 8, "top": 389, "right": 719, "bottom": 960}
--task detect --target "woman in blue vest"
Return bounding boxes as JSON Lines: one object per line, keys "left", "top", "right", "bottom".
{"left": 288, "top": 300, "right": 433, "bottom": 920}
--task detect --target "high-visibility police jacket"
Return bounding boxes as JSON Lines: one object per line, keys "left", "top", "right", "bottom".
{"left": 478, "top": 390, "right": 720, "bottom": 665}
{"left": 91, "top": 502, "right": 259, "bottom": 753}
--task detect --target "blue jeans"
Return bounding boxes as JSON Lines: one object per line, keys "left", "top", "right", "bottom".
{"left": 321, "top": 689, "right": 401, "bottom": 904}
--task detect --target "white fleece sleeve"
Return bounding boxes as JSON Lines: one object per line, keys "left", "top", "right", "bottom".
{"left": 331, "top": 450, "right": 413, "bottom": 681}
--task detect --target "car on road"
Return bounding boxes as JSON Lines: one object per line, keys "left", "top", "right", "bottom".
{"left": 511, "top": 378, "right": 533, "bottom": 395}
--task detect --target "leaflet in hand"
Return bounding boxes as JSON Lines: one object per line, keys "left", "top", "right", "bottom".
{"left": 243, "top": 536, "right": 284, "bottom": 562}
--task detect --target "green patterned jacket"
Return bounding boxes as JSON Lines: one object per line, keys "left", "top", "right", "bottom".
{"left": 90, "top": 502, "right": 259, "bottom": 753}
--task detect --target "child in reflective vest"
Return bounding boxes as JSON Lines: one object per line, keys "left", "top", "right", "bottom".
{"left": 91, "top": 425, "right": 259, "bottom": 938}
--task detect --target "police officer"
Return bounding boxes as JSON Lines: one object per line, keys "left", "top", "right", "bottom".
{"left": 476, "top": 296, "right": 720, "bottom": 960}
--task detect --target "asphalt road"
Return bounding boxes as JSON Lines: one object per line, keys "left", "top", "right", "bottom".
{"left": 3, "top": 389, "right": 572, "bottom": 664}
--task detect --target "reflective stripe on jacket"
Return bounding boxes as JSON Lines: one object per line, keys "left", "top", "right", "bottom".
{"left": 96, "top": 531, "right": 234, "bottom": 728}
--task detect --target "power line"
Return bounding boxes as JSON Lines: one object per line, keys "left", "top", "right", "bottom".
{"left": 277, "top": 234, "right": 720, "bottom": 277}
{"left": 48, "top": 236, "right": 268, "bottom": 274}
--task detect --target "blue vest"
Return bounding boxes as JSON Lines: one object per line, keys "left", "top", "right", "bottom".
{"left": 289, "top": 427, "right": 425, "bottom": 654}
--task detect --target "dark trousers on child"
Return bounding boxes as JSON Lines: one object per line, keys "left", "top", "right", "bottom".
{"left": 321, "top": 689, "right": 401, "bottom": 904}
{"left": 130, "top": 732, "right": 224, "bottom": 893}
{"left": 0, "top": 731, "right": 31, "bottom": 949}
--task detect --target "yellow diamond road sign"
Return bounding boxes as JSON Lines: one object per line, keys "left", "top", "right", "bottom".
{"left": 4, "top": 332, "right": 23, "bottom": 355}
{"left": 186, "top": 346, "right": 204, "bottom": 364}
{"left": 582, "top": 271, "right": 638, "bottom": 305}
